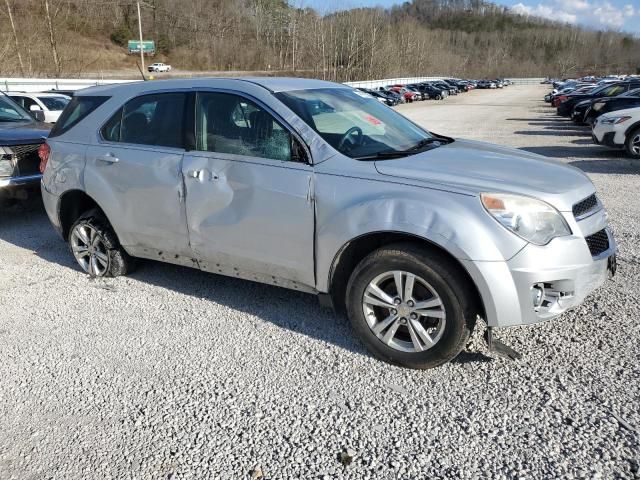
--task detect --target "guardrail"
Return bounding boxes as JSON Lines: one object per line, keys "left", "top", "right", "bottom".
{"left": 1, "top": 76, "right": 546, "bottom": 93}
{"left": 0, "top": 78, "right": 133, "bottom": 92}
{"left": 345, "top": 77, "right": 447, "bottom": 89}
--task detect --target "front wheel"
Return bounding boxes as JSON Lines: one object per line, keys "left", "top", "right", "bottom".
{"left": 346, "top": 244, "right": 476, "bottom": 369}
{"left": 625, "top": 127, "right": 640, "bottom": 159}
{"left": 69, "top": 209, "right": 135, "bottom": 277}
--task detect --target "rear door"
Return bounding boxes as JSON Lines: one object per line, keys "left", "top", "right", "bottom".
{"left": 182, "top": 90, "right": 315, "bottom": 289}
{"left": 84, "top": 91, "right": 192, "bottom": 260}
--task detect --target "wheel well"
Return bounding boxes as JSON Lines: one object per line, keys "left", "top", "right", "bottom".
{"left": 328, "top": 232, "right": 485, "bottom": 318}
{"left": 625, "top": 121, "right": 640, "bottom": 140}
{"left": 58, "top": 190, "right": 103, "bottom": 240}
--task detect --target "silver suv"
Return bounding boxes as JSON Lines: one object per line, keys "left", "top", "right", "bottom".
{"left": 41, "top": 78, "right": 616, "bottom": 368}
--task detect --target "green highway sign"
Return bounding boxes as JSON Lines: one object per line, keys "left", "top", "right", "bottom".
{"left": 128, "top": 40, "right": 156, "bottom": 55}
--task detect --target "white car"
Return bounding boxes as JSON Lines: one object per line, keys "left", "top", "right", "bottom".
{"left": 148, "top": 63, "right": 172, "bottom": 73}
{"left": 592, "top": 106, "right": 640, "bottom": 158}
{"left": 7, "top": 92, "right": 71, "bottom": 123}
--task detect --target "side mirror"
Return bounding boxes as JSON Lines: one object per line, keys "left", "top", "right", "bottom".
{"left": 32, "top": 110, "right": 45, "bottom": 122}
{"left": 29, "top": 104, "right": 42, "bottom": 112}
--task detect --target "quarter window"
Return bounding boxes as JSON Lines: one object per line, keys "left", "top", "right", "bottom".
{"left": 195, "top": 92, "right": 291, "bottom": 162}
{"left": 49, "top": 96, "right": 109, "bottom": 137}
{"left": 101, "top": 92, "right": 186, "bottom": 148}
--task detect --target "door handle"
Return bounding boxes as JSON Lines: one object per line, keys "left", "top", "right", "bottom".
{"left": 187, "top": 169, "right": 218, "bottom": 181}
{"left": 97, "top": 153, "right": 119, "bottom": 164}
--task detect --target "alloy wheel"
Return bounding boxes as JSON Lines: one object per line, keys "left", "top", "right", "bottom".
{"left": 362, "top": 270, "right": 446, "bottom": 353}
{"left": 631, "top": 134, "right": 640, "bottom": 156}
{"left": 70, "top": 224, "right": 110, "bottom": 276}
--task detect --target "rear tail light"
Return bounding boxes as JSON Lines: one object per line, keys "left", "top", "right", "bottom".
{"left": 38, "top": 142, "right": 50, "bottom": 174}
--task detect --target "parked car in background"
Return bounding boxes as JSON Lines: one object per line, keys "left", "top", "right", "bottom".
{"left": 357, "top": 88, "right": 397, "bottom": 106}
{"left": 404, "top": 85, "right": 427, "bottom": 101}
{"left": 148, "top": 63, "right": 172, "bottom": 72}
{"left": 583, "top": 88, "right": 640, "bottom": 125}
{"left": 7, "top": 92, "right": 71, "bottom": 123}
{"left": 476, "top": 80, "right": 496, "bottom": 89}
{"left": 430, "top": 81, "right": 457, "bottom": 95}
{"left": 41, "top": 77, "right": 616, "bottom": 369}
{"left": 415, "top": 83, "right": 448, "bottom": 100}
{"left": 557, "top": 80, "right": 640, "bottom": 116}
{"left": 0, "top": 93, "right": 50, "bottom": 205}
{"left": 592, "top": 106, "right": 640, "bottom": 158}
{"left": 388, "top": 86, "right": 419, "bottom": 102}
{"left": 43, "top": 89, "right": 77, "bottom": 97}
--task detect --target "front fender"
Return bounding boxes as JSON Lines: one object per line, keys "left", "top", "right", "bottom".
{"left": 314, "top": 173, "right": 526, "bottom": 292}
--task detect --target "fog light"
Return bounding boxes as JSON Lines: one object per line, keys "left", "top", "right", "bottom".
{"left": 531, "top": 284, "right": 545, "bottom": 309}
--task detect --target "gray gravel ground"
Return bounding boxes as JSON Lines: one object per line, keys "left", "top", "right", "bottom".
{"left": 1, "top": 85, "right": 639, "bottom": 479}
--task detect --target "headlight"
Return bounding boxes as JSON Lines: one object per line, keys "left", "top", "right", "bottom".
{"left": 481, "top": 193, "right": 571, "bottom": 245}
{"left": 0, "top": 149, "right": 16, "bottom": 178}
{"left": 601, "top": 115, "right": 631, "bottom": 125}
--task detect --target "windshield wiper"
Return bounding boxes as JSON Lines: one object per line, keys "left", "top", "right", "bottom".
{"left": 354, "top": 137, "right": 447, "bottom": 161}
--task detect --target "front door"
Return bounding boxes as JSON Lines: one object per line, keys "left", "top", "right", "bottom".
{"left": 182, "top": 91, "right": 315, "bottom": 290}
{"left": 84, "top": 91, "right": 192, "bottom": 260}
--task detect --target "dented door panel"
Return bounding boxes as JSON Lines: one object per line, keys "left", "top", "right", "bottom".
{"left": 182, "top": 151, "right": 315, "bottom": 288}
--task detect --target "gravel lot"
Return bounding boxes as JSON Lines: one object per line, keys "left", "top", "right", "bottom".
{"left": 1, "top": 85, "right": 639, "bottom": 479}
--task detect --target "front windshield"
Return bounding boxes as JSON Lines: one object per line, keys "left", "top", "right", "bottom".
{"left": 276, "top": 88, "right": 437, "bottom": 159}
{"left": 38, "top": 96, "right": 70, "bottom": 111}
{"left": 0, "top": 95, "right": 32, "bottom": 122}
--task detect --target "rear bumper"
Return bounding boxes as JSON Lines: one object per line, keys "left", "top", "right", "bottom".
{"left": 41, "top": 183, "right": 63, "bottom": 238}
{"left": 462, "top": 225, "right": 616, "bottom": 328}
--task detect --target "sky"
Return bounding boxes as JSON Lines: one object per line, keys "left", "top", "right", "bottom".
{"left": 300, "top": 0, "right": 640, "bottom": 35}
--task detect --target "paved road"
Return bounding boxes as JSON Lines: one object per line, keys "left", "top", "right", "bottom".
{"left": 1, "top": 86, "right": 639, "bottom": 479}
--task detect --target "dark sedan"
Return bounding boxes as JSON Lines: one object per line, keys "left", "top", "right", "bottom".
{"left": 557, "top": 81, "right": 640, "bottom": 116}
{"left": 0, "top": 94, "right": 51, "bottom": 204}
{"left": 583, "top": 88, "right": 640, "bottom": 125}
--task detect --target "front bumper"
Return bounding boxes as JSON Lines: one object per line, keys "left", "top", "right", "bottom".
{"left": 461, "top": 215, "right": 616, "bottom": 328}
{"left": 592, "top": 120, "right": 626, "bottom": 148}
{"left": 0, "top": 173, "right": 42, "bottom": 189}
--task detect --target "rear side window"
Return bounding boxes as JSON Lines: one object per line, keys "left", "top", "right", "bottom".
{"left": 100, "top": 92, "right": 186, "bottom": 148}
{"left": 49, "top": 96, "right": 108, "bottom": 137}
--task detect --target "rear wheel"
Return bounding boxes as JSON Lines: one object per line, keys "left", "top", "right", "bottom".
{"left": 346, "top": 243, "right": 476, "bottom": 369}
{"left": 625, "top": 127, "right": 640, "bottom": 159}
{"left": 69, "top": 209, "right": 134, "bottom": 277}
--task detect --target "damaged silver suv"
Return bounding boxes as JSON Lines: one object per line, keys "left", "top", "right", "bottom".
{"left": 41, "top": 78, "right": 616, "bottom": 368}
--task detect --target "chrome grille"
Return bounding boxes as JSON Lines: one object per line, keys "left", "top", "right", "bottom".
{"left": 585, "top": 229, "right": 609, "bottom": 257}
{"left": 573, "top": 194, "right": 599, "bottom": 219}
{"left": 1, "top": 143, "right": 42, "bottom": 177}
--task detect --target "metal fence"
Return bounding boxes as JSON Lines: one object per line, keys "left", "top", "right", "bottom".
{"left": 0, "top": 78, "right": 133, "bottom": 92}
{"left": 0, "top": 76, "right": 546, "bottom": 93}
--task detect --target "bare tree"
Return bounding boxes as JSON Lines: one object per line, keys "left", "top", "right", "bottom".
{"left": 3, "top": 0, "right": 25, "bottom": 75}
{"left": 44, "top": 0, "right": 62, "bottom": 76}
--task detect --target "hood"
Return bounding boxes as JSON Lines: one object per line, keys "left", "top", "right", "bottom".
{"left": 600, "top": 106, "right": 640, "bottom": 118}
{"left": 374, "top": 139, "right": 594, "bottom": 212}
{"left": 0, "top": 121, "right": 51, "bottom": 146}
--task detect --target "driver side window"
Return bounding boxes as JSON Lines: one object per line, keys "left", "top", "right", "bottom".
{"left": 195, "top": 92, "right": 292, "bottom": 162}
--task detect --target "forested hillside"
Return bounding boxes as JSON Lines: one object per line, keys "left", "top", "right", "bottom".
{"left": 1, "top": 0, "right": 639, "bottom": 80}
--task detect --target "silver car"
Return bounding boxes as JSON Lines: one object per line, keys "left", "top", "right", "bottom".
{"left": 40, "top": 78, "right": 616, "bottom": 368}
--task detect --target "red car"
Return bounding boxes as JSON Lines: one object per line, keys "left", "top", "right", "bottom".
{"left": 388, "top": 85, "right": 418, "bottom": 103}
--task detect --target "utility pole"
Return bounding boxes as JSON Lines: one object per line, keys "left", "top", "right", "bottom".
{"left": 137, "top": 1, "right": 145, "bottom": 77}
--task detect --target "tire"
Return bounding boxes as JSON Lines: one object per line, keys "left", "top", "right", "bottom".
{"left": 435, "top": 94, "right": 442, "bottom": 100}
{"left": 625, "top": 127, "right": 640, "bottom": 159}
{"left": 346, "top": 243, "right": 477, "bottom": 369}
{"left": 68, "top": 209, "right": 135, "bottom": 277}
